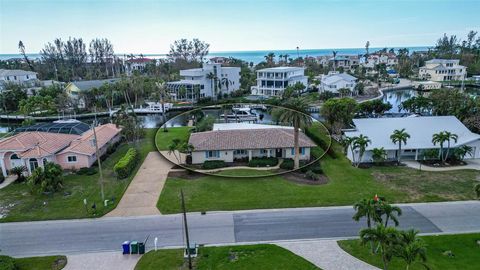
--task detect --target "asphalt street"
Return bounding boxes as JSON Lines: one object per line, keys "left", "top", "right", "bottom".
{"left": 1, "top": 201, "right": 479, "bottom": 257}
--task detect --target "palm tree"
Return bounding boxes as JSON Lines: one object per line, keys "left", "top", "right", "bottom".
{"left": 264, "top": 52, "right": 275, "bottom": 66}
{"left": 395, "top": 229, "right": 429, "bottom": 270}
{"left": 278, "top": 98, "right": 313, "bottom": 169}
{"left": 332, "top": 50, "right": 338, "bottom": 72}
{"left": 360, "top": 224, "right": 399, "bottom": 270}
{"left": 353, "top": 198, "right": 383, "bottom": 252}
{"left": 155, "top": 82, "right": 170, "bottom": 132}
{"left": 454, "top": 145, "right": 473, "bottom": 161}
{"left": 168, "top": 139, "right": 181, "bottom": 163}
{"left": 353, "top": 135, "right": 371, "bottom": 167}
{"left": 206, "top": 72, "right": 216, "bottom": 99}
{"left": 221, "top": 78, "right": 231, "bottom": 93}
{"left": 372, "top": 147, "right": 387, "bottom": 164}
{"left": 390, "top": 129, "right": 410, "bottom": 165}
{"left": 342, "top": 136, "right": 357, "bottom": 163}
{"left": 379, "top": 202, "right": 402, "bottom": 227}
{"left": 432, "top": 131, "right": 458, "bottom": 163}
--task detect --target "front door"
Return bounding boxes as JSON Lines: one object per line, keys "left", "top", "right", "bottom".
{"left": 275, "top": 148, "right": 282, "bottom": 158}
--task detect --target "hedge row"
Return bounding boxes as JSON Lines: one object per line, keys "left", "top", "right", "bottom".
{"left": 202, "top": 160, "right": 226, "bottom": 169}
{"left": 280, "top": 158, "right": 323, "bottom": 174}
{"left": 113, "top": 148, "right": 139, "bottom": 179}
{"left": 248, "top": 157, "right": 278, "bottom": 167}
{"left": 305, "top": 127, "right": 337, "bottom": 158}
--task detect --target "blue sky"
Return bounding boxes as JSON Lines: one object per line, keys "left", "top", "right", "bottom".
{"left": 0, "top": 0, "right": 479, "bottom": 54}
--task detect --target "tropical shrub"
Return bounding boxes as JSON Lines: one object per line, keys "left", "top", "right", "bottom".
{"left": 248, "top": 157, "right": 278, "bottom": 167}
{"left": 10, "top": 166, "right": 26, "bottom": 183}
{"left": 201, "top": 160, "right": 226, "bottom": 169}
{"left": 280, "top": 158, "right": 294, "bottom": 170}
{"left": 113, "top": 148, "right": 139, "bottom": 179}
{"left": 27, "top": 162, "right": 64, "bottom": 194}
{"left": 0, "top": 255, "right": 16, "bottom": 270}
{"left": 305, "top": 170, "right": 320, "bottom": 181}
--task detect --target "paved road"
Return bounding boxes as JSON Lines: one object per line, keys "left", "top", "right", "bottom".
{"left": 1, "top": 201, "right": 479, "bottom": 257}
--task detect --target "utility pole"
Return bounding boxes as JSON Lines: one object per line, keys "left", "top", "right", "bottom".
{"left": 181, "top": 189, "right": 192, "bottom": 270}
{"left": 92, "top": 108, "right": 105, "bottom": 203}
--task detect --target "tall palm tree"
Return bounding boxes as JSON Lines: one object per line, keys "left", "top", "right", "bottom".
{"left": 379, "top": 202, "right": 402, "bottom": 227}
{"left": 353, "top": 197, "right": 383, "bottom": 253}
{"left": 278, "top": 98, "right": 313, "bottom": 169}
{"left": 342, "top": 136, "right": 357, "bottom": 163}
{"left": 332, "top": 50, "right": 338, "bottom": 72}
{"left": 155, "top": 82, "right": 170, "bottom": 132}
{"left": 221, "top": 78, "right": 231, "bottom": 93}
{"left": 395, "top": 230, "right": 429, "bottom": 270}
{"left": 390, "top": 128, "right": 410, "bottom": 165}
{"left": 353, "top": 134, "right": 371, "bottom": 167}
{"left": 206, "top": 72, "right": 217, "bottom": 99}
{"left": 432, "top": 131, "right": 458, "bottom": 163}
{"left": 360, "top": 224, "right": 399, "bottom": 270}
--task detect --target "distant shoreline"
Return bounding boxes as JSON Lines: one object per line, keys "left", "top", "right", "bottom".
{"left": 0, "top": 46, "right": 430, "bottom": 64}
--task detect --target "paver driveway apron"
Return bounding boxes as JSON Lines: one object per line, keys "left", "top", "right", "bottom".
{"left": 107, "top": 152, "right": 173, "bottom": 217}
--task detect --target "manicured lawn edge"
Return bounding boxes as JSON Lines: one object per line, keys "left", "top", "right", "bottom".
{"left": 338, "top": 233, "right": 480, "bottom": 270}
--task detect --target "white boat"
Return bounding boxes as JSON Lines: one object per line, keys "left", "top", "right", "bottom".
{"left": 135, "top": 102, "right": 173, "bottom": 113}
{"left": 220, "top": 107, "right": 257, "bottom": 121}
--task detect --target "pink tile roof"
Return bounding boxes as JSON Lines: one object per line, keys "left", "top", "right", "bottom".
{"left": 0, "top": 132, "right": 79, "bottom": 158}
{"left": 189, "top": 128, "right": 316, "bottom": 151}
{"left": 59, "top": 124, "right": 122, "bottom": 156}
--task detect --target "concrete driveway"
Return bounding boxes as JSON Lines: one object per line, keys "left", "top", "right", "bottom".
{"left": 106, "top": 152, "right": 173, "bottom": 217}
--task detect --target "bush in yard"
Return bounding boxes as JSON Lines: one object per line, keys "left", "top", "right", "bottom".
{"left": 27, "top": 162, "right": 64, "bottom": 194}
{"left": 0, "top": 255, "right": 16, "bottom": 270}
{"left": 305, "top": 170, "right": 320, "bottom": 181}
{"left": 10, "top": 166, "right": 26, "bottom": 183}
{"left": 113, "top": 148, "right": 139, "bottom": 179}
{"left": 248, "top": 157, "right": 278, "bottom": 167}
{"left": 76, "top": 167, "right": 98, "bottom": 175}
{"left": 305, "top": 127, "right": 337, "bottom": 158}
{"left": 280, "top": 158, "right": 294, "bottom": 170}
{"left": 202, "top": 160, "right": 226, "bottom": 169}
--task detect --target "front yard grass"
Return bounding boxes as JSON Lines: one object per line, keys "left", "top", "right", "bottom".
{"left": 0, "top": 129, "right": 157, "bottom": 222}
{"left": 135, "top": 244, "right": 319, "bottom": 270}
{"left": 14, "top": 255, "right": 67, "bottom": 270}
{"left": 338, "top": 233, "right": 480, "bottom": 270}
{"left": 158, "top": 127, "right": 480, "bottom": 214}
{"left": 155, "top": 126, "right": 192, "bottom": 151}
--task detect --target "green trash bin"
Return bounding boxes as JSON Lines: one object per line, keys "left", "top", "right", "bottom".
{"left": 130, "top": 241, "right": 139, "bottom": 254}
{"left": 138, "top": 242, "right": 145, "bottom": 254}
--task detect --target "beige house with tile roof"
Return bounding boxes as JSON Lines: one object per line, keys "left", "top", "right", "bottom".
{"left": 188, "top": 127, "right": 316, "bottom": 164}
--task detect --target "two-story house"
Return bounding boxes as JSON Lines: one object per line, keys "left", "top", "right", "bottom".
{"left": 419, "top": 59, "right": 466, "bottom": 81}
{"left": 251, "top": 67, "right": 308, "bottom": 97}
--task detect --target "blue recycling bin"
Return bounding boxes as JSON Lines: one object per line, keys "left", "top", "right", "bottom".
{"left": 122, "top": 241, "right": 130, "bottom": 254}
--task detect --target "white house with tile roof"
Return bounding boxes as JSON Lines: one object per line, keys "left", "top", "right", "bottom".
{"left": 188, "top": 124, "right": 316, "bottom": 164}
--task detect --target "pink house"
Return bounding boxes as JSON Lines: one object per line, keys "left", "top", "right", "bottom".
{"left": 0, "top": 123, "right": 122, "bottom": 177}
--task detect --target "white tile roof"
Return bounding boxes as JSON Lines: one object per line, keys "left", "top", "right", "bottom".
{"left": 0, "top": 69, "right": 37, "bottom": 77}
{"left": 344, "top": 116, "right": 480, "bottom": 151}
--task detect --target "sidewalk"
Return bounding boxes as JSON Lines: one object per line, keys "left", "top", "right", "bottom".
{"left": 403, "top": 160, "right": 480, "bottom": 171}
{"left": 277, "top": 240, "right": 380, "bottom": 270}
{"left": 106, "top": 152, "right": 173, "bottom": 217}
{"left": 64, "top": 252, "right": 141, "bottom": 270}
{"left": 0, "top": 176, "right": 16, "bottom": 190}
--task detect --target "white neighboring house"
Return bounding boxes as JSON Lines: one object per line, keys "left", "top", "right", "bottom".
{"left": 412, "top": 81, "right": 442, "bottom": 90}
{"left": 188, "top": 123, "right": 316, "bottom": 164}
{"left": 419, "top": 59, "right": 466, "bottom": 81}
{"left": 329, "top": 55, "right": 360, "bottom": 70}
{"left": 343, "top": 116, "right": 480, "bottom": 163}
{"left": 166, "top": 63, "right": 240, "bottom": 101}
{"left": 125, "top": 57, "right": 153, "bottom": 75}
{"left": 0, "top": 69, "right": 38, "bottom": 91}
{"left": 251, "top": 66, "right": 308, "bottom": 97}
{"left": 318, "top": 72, "right": 357, "bottom": 94}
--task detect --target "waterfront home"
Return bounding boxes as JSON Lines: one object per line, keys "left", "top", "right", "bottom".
{"left": 419, "top": 59, "right": 466, "bottom": 81}
{"left": 362, "top": 53, "right": 398, "bottom": 68}
{"left": 251, "top": 66, "right": 308, "bottom": 97}
{"left": 329, "top": 55, "right": 359, "bottom": 70}
{"left": 188, "top": 124, "right": 316, "bottom": 164}
{"left": 125, "top": 57, "right": 153, "bottom": 75}
{"left": 0, "top": 69, "right": 38, "bottom": 90}
{"left": 343, "top": 116, "right": 480, "bottom": 163}
{"left": 166, "top": 63, "right": 240, "bottom": 101}
{"left": 0, "top": 123, "right": 121, "bottom": 176}
{"left": 318, "top": 72, "right": 357, "bottom": 95}
{"left": 209, "top": 57, "right": 229, "bottom": 64}
{"left": 64, "top": 78, "right": 120, "bottom": 108}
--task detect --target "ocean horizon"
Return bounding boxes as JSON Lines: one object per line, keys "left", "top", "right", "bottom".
{"left": 0, "top": 46, "right": 430, "bottom": 64}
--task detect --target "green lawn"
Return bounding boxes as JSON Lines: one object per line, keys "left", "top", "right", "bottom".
{"left": 338, "top": 233, "right": 480, "bottom": 270}
{"left": 155, "top": 127, "right": 192, "bottom": 151}
{"left": 2, "top": 255, "right": 67, "bottom": 270}
{"left": 0, "top": 129, "right": 157, "bottom": 222}
{"left": 157, "top": 124, "right": 479, "bottom": 214}
{"left": 135, "top": 244, "right": 319, "bottom": 270}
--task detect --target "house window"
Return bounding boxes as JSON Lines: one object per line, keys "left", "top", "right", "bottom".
{"left": 29, "top": 158, "right": 38, "bottom": 172}
{"left": 42, "top": 158, "right": 48, "bottom": 166}
{"left": 67, "top": 156, "right": 77, "bottom": 163}
{"left": 260, "top": 149, "right": 268, "bottom": 154}
{"left": 205, "top": 151, "right": 220, "bottom": 158}
{"left": 234, "top": 150, "right": 246, "bottom": 155}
